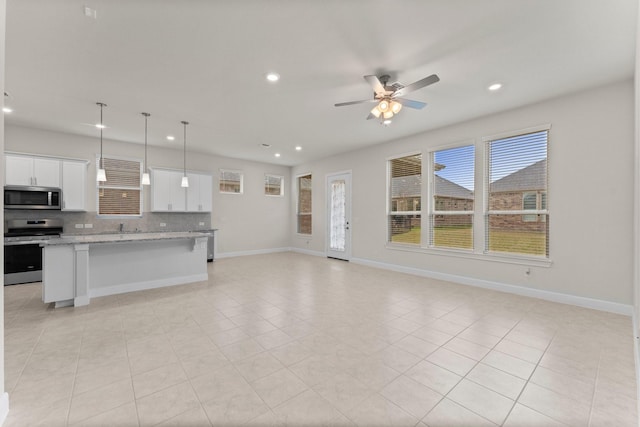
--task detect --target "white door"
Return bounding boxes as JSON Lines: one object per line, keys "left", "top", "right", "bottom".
{"left": 326, "top": 172, "right": 351, "bottom": 260}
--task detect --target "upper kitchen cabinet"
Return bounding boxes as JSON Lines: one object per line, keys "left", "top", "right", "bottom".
{"left": 151, "top": 168, "right": 186, "bottom": 212}
{"left": 5, "top": 154, "right": 61, "bottom": 187}
{"left": 186, "top": 172, "right": 213, "bottom": 212}
{"left": 61, "top": 160, "right": 88, "bottom": 211}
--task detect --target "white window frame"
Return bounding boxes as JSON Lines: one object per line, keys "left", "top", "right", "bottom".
{"left": 387, "top": 151, "right": 423, "bottom": 246}
{"left": 296, "top": 172, "right": 312, "bottom": 235}
{"left": 428, "top": 142, "right": 475, "bottom": 252}
{"left": 483, "top": 124, "right": 550, "bottom": 259}
{"left": 264, "top": 174, "right": 284, "bottom": 197}
{"left": 219, "top": 169, "right": 244, "bottom": 194}
{"left": 96, "top": 154, "right": 143, "bottom": 218}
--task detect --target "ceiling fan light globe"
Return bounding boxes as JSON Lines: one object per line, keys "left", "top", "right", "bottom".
{"left": 391, "top": 101, "right": 402, "bottom": 114}
{"left": 370, "top": 107, "right": 382, "bottom": 118}
{"left": 378, "top": 100, "right": 389, "bottom": 112}
{"left": 383, "top": 110, "right": 394, "bottom": 119}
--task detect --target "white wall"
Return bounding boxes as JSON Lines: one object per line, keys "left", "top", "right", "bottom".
{"left": 4, "top": 125, "right": 291, "bottom": 256}
{"left": 292, "top": 80, "right": 635, "bottom": 307}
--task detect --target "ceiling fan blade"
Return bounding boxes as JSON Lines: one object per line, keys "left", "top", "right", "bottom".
{"left": 334, "top": 99, "right": 376, "bottom": 107}
{"left": 396, "top": 98, "right": 427, "bottom": 109}
{"left": 366, "top": 112, "right": 377, "bottom": 120}
{"left": 363, "top": 75, "right": 387, "bottom": 96}
{"left": 393, "top": 74, "right": 440, "bottom": 98}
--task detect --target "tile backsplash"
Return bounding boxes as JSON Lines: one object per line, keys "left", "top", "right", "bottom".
{"left": 4, "top": 210, "right": 212, "bottom": 235}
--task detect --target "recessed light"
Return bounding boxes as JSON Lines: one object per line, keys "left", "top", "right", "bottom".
{"left": 295, "top": 146, "right": 302, "bottom": 151}
{"left": 274, "top": 153, "right": 281, "bottom": 158}
{"left": 3, "top": 107, "right": 13, "bottom": 113}
{"left": 266, "top": 72, "right": 280, "bottom": 82}
{"left": 166, "top": 135, "right": 175, "bottom": 141}
{"left": 488, "top": 83, "right": 503, "bottom": 91}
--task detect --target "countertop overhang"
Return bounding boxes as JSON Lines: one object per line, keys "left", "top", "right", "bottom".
{"left": 42, "top": 231, "right": 211, "bottom": 246}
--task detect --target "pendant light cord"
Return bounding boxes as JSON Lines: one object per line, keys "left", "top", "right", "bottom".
{"left": 97, "top": 102, "right": 106, "bottom": 170}
{"left": 142, "top": 112, "right": 150, "bottom": 172}
{"left": 181, "top": 121, "right": 189, "bottom": 177}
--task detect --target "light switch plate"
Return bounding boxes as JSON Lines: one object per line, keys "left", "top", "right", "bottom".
{"left": 199, "top": 222, "right": 205, "bottom": 226}
{"left": 84, "top": 224, "right": 93, "bottom": 229}
{"left": 160, "top": 223, "right": 167, "bottom": 227}
{"left": 75, "top": 224, "right": 84, "bottom": 229}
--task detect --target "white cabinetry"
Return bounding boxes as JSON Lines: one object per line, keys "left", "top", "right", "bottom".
{"left": 5, "top": 154, "right": 61, "bottom": 187}
{"left": 187, "top": 172, "right": 213, "bottom": 212}
{"left": 151, "top": 168, "right": 186, "bottom": 212}
{"left": 151, "top": 169, "right": 212, "bottom": 212}
{"left": 61, "top": 160, "right": 87, "bottom": 211}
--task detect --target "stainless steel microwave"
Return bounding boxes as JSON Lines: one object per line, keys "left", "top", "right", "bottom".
{"left": 4, "top": 186, "right": 62, "bottom": 210}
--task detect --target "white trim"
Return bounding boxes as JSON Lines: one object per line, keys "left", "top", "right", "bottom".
{"left": 219, "top": 168, "right": 244, "bottom": 195}
{"left": 264, "top": 173, "right": 285, "bottom": 197}
{"left": 326, "top": 171, "right": 352, "bottom": 261}
{"left": 216, "top": 247, "right": 291, "bottom": 259}
{"left": 290, "top": 247, "right": 325, "bottom": 257}
{"left": 633, "top": 311, "right": 640, "bottom": 418}
{"left": 88, "top": 273, "right": 208, "bottom": 298}
{"left": 385, "top": 150, "right": 422, "bottom": 162}
{"left": 481, "top": 123, "right": 552, "bottom": 142}
{"left": 0, "top": 393, "right": 9, "bottom": 426}
{"left": 351, "top": 257, "right": 630, "bottom": 315}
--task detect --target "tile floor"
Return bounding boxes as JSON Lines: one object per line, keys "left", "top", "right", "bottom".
{"left": 3, "top": 252, "right": 639, "bottom": 426}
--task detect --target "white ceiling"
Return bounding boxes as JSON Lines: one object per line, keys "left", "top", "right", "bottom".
{"left": 4, "top": 0, "right": 638, "bottom": 166}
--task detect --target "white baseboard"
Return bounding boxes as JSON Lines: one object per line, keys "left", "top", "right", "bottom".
{"left": 0, "top": 392, "right": 9, "bottom": 426}
{"left": 216, "top": 247, "right": 291, "bottom": 259}
{"left": 290, "top": 247, "right": 325, "bottom": 257}
{"left": 633, "top": 312, "right": 640, "bottom": 419}
{"left": 88, "top": 273, "right": 208, "bottom": 298}
{"left": 351, "top": 257, "right": 634, "bottom": 316}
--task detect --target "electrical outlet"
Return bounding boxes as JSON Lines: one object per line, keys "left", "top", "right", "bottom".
{"left": 84, "top": 223, "right": 93, "bottom": 229}
{"left": 199, "top": 222, "right": 205, "bottom": 226}
{"left": 75, "top": 224, "right": 84, "bottom": 229}
{"left": 160, "top": 223, "right": 167, "bottom": 227}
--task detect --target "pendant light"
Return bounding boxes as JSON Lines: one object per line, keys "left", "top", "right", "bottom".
{"left": 141, "top": 112, "right": 151, "bottom": 185}
{"left": 96, "top": 102, "right": 107, "bottom": 182}
{"left": 181, "top": 120, "right": 189, "bottom": 188}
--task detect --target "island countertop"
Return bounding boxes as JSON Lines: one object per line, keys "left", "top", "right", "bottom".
{"left": 44, "top": 231, "right": 211, "bottom": 245}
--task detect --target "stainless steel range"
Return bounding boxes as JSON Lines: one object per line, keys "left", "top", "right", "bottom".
{"left": 4, "top": 219, "right": 63, "bottom": 285}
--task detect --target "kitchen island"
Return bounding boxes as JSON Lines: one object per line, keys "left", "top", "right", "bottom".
{"left": 42, "top": 232, "right": 209, "bottom": 307}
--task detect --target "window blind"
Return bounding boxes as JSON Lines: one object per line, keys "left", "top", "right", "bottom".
{"left": 486, "top": 130, "right": 548, "bottom": 257}
{"left": 265, "top": 174, "right": 284, "bottom": 196}
{"left": 220, "top": 170, "right": 243, "bottom": 194}
{"left": 388, "top": 154, "right": 421, "bottom": 244}
{"left": 430, "top": 145, "right": 474, "bottom": 250}
{"left": 98, "top": 157, "right": 142, "bottom": 216}
{"left": 297, "top": 174, "right": 312, "bottom": 234}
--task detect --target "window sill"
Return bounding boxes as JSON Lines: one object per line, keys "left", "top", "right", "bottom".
{"left": 385, "top": 243, "right": 553, "bottom": 268}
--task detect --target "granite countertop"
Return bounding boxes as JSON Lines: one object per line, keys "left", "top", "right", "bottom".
{"left": 42, "top": 231, "right": 211, "bottom": 246}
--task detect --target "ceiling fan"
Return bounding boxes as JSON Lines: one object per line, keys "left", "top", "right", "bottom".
{"left": 335, "top": 73, "right": 440, "bottom": 123}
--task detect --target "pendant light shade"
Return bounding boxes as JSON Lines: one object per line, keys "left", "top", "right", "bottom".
{"left": 141, "top": 112, "right": 151, "bottom": 186}
{"left": 96, "top": 102, "right": 107, "bottom": 182}
{"left": 181, "top": 121, "right": 189, "bottom": 188}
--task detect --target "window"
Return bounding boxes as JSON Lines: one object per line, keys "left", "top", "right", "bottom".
{"left": 265, "top": 174, "right": 284, "bottom": 196}
{"left": 220, "top": 169, "right": 243, "bottom": 194}
{"left": 388, "top": 154, "right": 421, "bottom": 244}
{"left": 430, "top": 145, "right": 474, "bottom": 250}
{"left": 98, "top": 157, "right": 142, "bottom": 216}
{"left": 297, "top": 174, "right": 312, "bottom": 234}
{"left": 486, "top": 129, "right": 548, "bottom": 257}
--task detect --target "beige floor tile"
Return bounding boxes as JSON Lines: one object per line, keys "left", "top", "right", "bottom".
{"left": 374, "top": 344, "right": 423, "bottom": 373}
{"left": 179, "top": 348, "right": 230, "bottom": 379}
{"left": 529, "top": 365, "right": 595, "bottom": 404}
{"left": 201, "top": 386, "right": 270, "bottom": 425}
{"left": 345, "top": 393, "right": 418, "bottom": 427}
{"left": 254, "top": 329, "right": 294, "bottom": 350}
{"left": 190, "top": 365, "right": 252, "bottom": 404}
{"left": 412, "top": 326, "right": 455, "bottom": 346}
{"left": 444, "top": 337, "right": 491, "bottom": 361}
{"left": 132, "top": 361, "right": 188, "bottom": 399}
{"left": 219, "top": 338, "right": 265, "bottom": 362}
{"left": 538, "top": 351, "right": 598, "bottom": 382}
{"left": 427, "top": 347, "right": 477, "bottom": 376}
{"left": 312, "top": 372, "right": 374, "bottom": 413}
{"left": 380, "top": 375, "right": 443, "bottom": 419}
{"left": 447, "top": 379, "right": 514, "bottom": 425}
{"left": 503, "top": 403, "right": 567, "bottom": 427}
{"left": 393, "top": 335, "right": 439, "bottom": 358}
{"left": 252, "top": 368, "right": 309, "bottom": 408}
{"left": 155, "top": 406, "right": 212, "bottom": 427}
{"left": 289, "top": 354, "right": 344, "bottom": 387}
{"left": 234, "top": 351, "right": 284, "bottom": 382}
{"left": 68, "top": 378, "right": 135, "bottom": 425}
{"left": 70, "top": 401, "right": 139, "bottom": 427}
{"left": 136, "top": 380, "right": 201, "bottom": 427}
{"left": 405, "top": 360, "right": 462, "bottom": 395}
{"left": 518, "top": 382, "right": 591, "bottom": 426}
{"left": 457, "top": 328, "right": 503, "bottom": 348}
{"left": 269, "top": 341, "right": 313, "bottom": 366}
{"left": 3, "top": 396, "right": 70, "bottom": 427}
{"left": 73, "top": 357, "right": 131, "bottom": 396}
{"left": 422, "top": 398, "right": 498, "bottom": 427}
{"left": 272, "top": 389, "right": 344, "bottom": 425}
{"left": 494, "top": 339, "right": 545, "bottom": 364}
{"left": 482, "top": 350, "right": 536, "bottom": 380}
{"left": 466, "top": 363, "right": 526, "bottom": 400}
